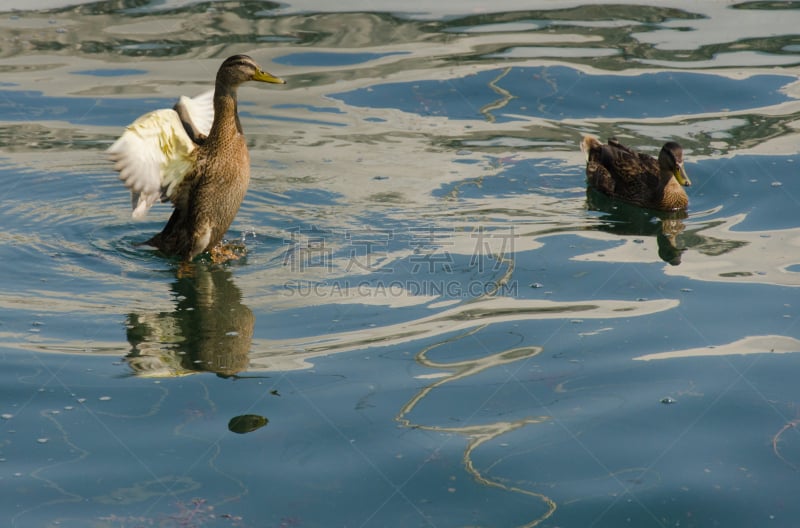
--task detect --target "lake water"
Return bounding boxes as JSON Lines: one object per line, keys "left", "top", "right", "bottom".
{"left": 2, "top": 1, "right": 800, "bottom": 527}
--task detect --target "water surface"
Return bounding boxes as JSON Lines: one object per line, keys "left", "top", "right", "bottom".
{"left": 2, "top": 1, "right": 800, "bottom": 527}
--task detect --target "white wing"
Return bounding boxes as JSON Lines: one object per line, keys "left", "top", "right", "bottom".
{"left": 176, "top": 90, "right": 214, "bottom": 139}
{"left": 107, "top": 91, "right": 215, "bottom": 219}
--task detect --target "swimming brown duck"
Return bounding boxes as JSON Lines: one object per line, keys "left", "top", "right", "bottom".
{"left": 580, "top": 136, "right": 691, "bottom": 211}
{"left": 108, "top": 55, "right": 285, "bottom": 261}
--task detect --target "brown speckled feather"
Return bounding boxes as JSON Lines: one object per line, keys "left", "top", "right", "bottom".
{"left": 147, "top": 101, "right": 250, "bottom": 260}
{"left": 581, "top": 136, "right": 690, "bottom": 211}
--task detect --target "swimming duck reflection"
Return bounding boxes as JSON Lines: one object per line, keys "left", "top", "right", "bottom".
{"left": 125, "top": 265, "right": 254, "bottom": 377}
{"left": 586, "top": 187, "right": 686, "bottom": 265}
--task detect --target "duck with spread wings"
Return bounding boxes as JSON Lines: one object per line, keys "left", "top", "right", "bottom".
{"left": 108, "top": 54, "right": 285, "bottom": 262}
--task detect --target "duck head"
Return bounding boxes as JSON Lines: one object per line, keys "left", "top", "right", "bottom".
{"left": 659, "top": 142, "right": 691, "bottom": 187}
{"left": 217, "top": 54, "right": 286, "bottom": 87}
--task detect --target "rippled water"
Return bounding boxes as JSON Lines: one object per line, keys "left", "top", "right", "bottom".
{"left": 3, "top": 1, "right": 800, "bottom": 527}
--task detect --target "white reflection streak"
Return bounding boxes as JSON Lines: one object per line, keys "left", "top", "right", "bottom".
{"left": 249, "top": 297, "right": 679, "bottom": 371}
{"left": 634, "top": 335, "right": 800, "bottom": 361}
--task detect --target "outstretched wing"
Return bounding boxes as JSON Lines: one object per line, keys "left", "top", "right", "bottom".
{"left": 107, "top": 91, "right": 214, "bottom": 218}
{"left": 174, "top": 90, "right": 214, "bottom": 144}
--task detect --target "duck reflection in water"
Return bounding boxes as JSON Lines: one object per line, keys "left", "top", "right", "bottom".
{"left": 125, "top": 265, "right": 255, "bottom": 377}
{"left": 586, "top": 187, "right": 687, "bottom": 265}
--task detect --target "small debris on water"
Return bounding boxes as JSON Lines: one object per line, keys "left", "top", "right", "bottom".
{"left": 228, "top": 414, "right": 268, "bottom": 434}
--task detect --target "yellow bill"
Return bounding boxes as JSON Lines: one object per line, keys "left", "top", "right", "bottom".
{"left": 674, "top": 164, "right": 691, "bottom": 186}
{"left": 253, "top": 69, "right": 286, "bottom": 84}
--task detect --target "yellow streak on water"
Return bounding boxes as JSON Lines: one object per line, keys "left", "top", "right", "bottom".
{"left": 396, "top": 330, "right": 556, "bottom": 527}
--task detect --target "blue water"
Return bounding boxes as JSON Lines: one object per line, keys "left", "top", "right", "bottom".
{"left": 332, "top": 67, "right": 793, "bottom": 121}
{"left": 2, "top": 2, "right": 800, "bottom": 527}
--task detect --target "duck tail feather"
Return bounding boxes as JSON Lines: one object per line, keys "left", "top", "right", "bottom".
{"left": 580, "top": 135, "right": 601, "bottom": 160}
